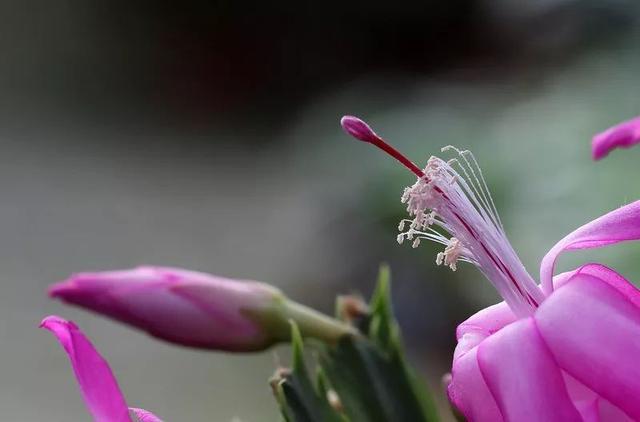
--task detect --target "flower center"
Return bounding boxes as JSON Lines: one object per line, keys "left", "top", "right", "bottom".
{"left": 341, "top": 116, "right": 544, "bottom": 317}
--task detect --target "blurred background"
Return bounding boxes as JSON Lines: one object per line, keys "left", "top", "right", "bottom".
{"left": 1, "top": 0, "right": 640, "bottom": 420}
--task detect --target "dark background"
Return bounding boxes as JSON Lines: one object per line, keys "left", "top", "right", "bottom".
{"left": 1, "top": 1, "right": 639, "bottom": 420}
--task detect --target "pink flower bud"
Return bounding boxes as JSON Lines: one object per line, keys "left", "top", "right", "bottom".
{"left": 49, "top": 266, "right": 286, "bottom": 351}
{"left": 49, "top": 266, "right": 353, "bottom": 351}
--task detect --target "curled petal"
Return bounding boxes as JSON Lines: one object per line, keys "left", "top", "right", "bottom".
{"left": 535, "top": 270, "right": 640, "bottom": 420}
{"left": 454, "top": 301, "right": 515, "bottom": 361}
{"left": 592, "top": 115, "right": 640, "bottom": 160}
{"left": 454, "top": 271, "right": 578, "bottom": 360}
{"left": 574, "top": 263, "right": 640, "bottom": 309}
{"left": 477, "top": 318, "right": 582, "bottom": 422}
{"left": 540, "top": 200, "right": 640, "bottom": 295}
{"left": 40, "top": 316, "right": 131, "bottom": 422}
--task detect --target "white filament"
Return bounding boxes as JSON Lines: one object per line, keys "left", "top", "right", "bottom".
{"left": 397, "top": 148, "right": 544, "bottom": 317}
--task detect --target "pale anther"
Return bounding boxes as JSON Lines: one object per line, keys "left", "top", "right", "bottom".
{"left": 435, "top": 237, "right": 463, "bottom": 271}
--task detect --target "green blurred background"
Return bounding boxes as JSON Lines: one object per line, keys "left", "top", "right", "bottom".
{"left": 1, "top": 0, "right": 639, "bottom": 420}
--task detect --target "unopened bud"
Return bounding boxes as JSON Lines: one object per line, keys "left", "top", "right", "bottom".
{"left": 49, "top": 266, "right": 355, "bottom": 352}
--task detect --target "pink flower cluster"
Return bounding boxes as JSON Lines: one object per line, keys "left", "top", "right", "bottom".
{"left": 41, "top": 114, "right": 640, "bottom": 421}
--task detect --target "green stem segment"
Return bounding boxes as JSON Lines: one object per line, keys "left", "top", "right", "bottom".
{"left": 242, "top": 293, "right": 357, "bottom": 350}
{"left": 280, "top": 301, "right": 358, "bottom": 345}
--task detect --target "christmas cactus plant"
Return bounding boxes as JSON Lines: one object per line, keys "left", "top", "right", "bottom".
{"left": 41, "top": 114, "right": 640, "bottom": 421}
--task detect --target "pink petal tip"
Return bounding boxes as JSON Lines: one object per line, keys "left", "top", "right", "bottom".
{"left": 591, "top": 115, "right": 640, "bottom": 161}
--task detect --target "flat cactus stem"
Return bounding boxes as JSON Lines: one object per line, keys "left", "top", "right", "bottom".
{"left": 270, "top": 266, "right": 439, "bottom": 422}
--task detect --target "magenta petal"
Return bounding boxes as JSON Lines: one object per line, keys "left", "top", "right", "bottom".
{"left": 540, "top": 200, "right": 640, "bottom": 294}
{"left": 574, "top": 263, "right": 640, "bottom": 309}
{"left": 130, "top": 408, "right": 163, "bottom": 422}
{"left": 562, "top": 373, "right": 634, "bottom": 422}
{"left": 562, "top": 373, "right": 600, "bottom": 422}
{"left": 477, "top": 318, "right": 582, "bottom": 422}
{"left": 599, "top": 399, "right": 636, "bottom": 422}
{"left": 535, "top": 272, "right": 640, "bottom": 420}
{"left": 592, "top": 115, "right": 640, "bottom": 160}
{"left": 454, "top": 271, "right": 581, "bottom": 360}
{"left": 40, "top": 316, "right": 131, "bottom": 422}
{"left": 449, "top": 346, "right": 502, "bottom": 421}
{"left": 454, "top": 301, "right": 515, "bottom": 361}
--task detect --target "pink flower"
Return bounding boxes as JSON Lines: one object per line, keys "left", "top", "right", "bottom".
{"left": 592, "top": 115, "right": 640, "bottom": 160}
{"left": 342, "top": 115, "right": 640, "bottom": 421}
{"left": 49, "top": 266, "right": 353, "bottom": 351}
{"left": 40, "top": 315, "right": 162, "bottom": 422}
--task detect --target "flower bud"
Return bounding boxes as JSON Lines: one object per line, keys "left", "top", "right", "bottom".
{"left": 49, "top": 266, "right": 354, "bottom": 352}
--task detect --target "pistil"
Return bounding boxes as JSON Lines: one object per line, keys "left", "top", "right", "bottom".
{"left": 341, "top": 116, "right": 544, "bottom": 316}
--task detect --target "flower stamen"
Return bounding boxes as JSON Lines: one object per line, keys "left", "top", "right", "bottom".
{"left": 341, "top": 116, "right": 544, "bottom": 317}
{"left": 436, "top": 237, "right": 463, "bottom": 271}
